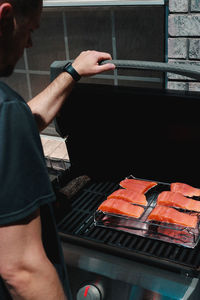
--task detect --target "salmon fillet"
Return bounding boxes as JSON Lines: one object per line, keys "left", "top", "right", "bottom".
{"left": 147, "top": 205, "right": 198, "bottom": 228}
{"left": 98, "top": 198, "right": 144, "bottom": 218}
{"left": 107, "top": 189, "right": 147, "bottom": 206}
{"left": 171, "top": 182, "right": 200, "bottom": 197}
{"left": 157, "top": 191, "right": 200, "bottom": 212}
{"left": 120, "top": 178, "right": 157, "bottom": 193}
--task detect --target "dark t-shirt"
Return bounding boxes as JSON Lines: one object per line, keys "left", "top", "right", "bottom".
{"left": 0, "top": 82, "right": 72, "bottom": 299}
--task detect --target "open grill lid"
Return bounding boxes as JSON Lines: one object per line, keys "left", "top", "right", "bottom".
{"left": 55, "top": 82, "right": 200, "bottom": 185}
{"left": 53, "top": 60, "right": 200, "bottom": 184}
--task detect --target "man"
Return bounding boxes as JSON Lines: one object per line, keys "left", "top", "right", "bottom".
{"left": 0, "top": 0, "right": 115, "bottom": 299}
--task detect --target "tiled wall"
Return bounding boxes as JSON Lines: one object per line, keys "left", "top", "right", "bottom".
{"left": 1, "top": 5, "right": 165, "bottom": 135}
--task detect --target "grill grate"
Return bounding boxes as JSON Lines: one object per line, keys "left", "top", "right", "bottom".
{"left": 57, "top": 179, "right": 200, "bottom": 277}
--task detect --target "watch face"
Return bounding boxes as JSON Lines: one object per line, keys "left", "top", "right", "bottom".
{"left": 63, "top": 62, "right": 81, "bottom": 81}
{"left": 64, "top": 62, "right": 71, "bottom": 69}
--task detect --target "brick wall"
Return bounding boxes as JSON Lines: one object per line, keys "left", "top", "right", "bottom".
{"left": 168, "top": 0, "right": 200, "bottom": 91}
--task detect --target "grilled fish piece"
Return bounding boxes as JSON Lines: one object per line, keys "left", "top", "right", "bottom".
{"left": 171, "top": 182, "right": 200, "bottom": 197}
{"left": 98, "top": 198, "right": 144, "bottom": 218}
{"left": 148, "top": 205, "right": 198, "bottom": 228}
{"left": 108, "top": 189, "right": 147, "bottom": 206}
{"left": 157, "top": 191, "right": 200, "bottom": 212}
{"left": 120, "top": 178, "right": 157, "bottom": 193}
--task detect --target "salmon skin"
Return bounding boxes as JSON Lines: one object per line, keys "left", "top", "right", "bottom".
{"left": 147, "top": 205, "right": 198, "bottom": 228}
{"left": 171, "top": 182, "right": 200, "bottom": 197}
{"left": 98, "top": 198, "right": 144, "bottom": 219}
{"left": 120, "top": 178, "right": 157, "bottom": 194}
{"left": 157, "top": 191, "right": 200, "bottom": 212}
{"left": 107, "top": 189, "right": 147, "bottom": 206}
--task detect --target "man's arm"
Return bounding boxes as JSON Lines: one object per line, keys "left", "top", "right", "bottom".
{"left": 0, "top": 210, "right": 67, "bottom": 300}
{"left": 28, "top": 51, "right": 115, "bottom": 132}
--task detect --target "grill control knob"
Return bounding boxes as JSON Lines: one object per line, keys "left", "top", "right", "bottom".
{"left": 77, "top": 284, "right": 102, "bottom": 300}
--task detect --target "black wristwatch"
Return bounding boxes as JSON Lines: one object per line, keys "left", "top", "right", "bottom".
{"left": 63, "top": 62, "right": 81, "bottom": 81}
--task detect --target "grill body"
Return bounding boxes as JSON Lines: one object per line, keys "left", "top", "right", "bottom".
{"left": 51, "top": 61, "right": 200, "bottom": 299}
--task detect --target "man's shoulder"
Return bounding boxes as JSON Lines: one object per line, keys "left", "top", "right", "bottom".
{"left": 0, "top": 81, "right": 24, "bottom": 105}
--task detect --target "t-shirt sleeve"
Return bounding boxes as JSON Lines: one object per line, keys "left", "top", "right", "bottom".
{"left": 0, "top": 98, "right": 55, "bottom": 225}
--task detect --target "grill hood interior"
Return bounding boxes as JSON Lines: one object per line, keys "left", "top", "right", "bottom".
{"left": 55, "top": 83, "right": 200, "bottom": 186}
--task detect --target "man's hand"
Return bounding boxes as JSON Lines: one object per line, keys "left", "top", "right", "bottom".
{"left": 72, "top": 50, "right": 115, "bottom": 77}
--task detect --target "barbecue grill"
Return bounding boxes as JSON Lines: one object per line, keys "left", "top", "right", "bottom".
{"left": 50, "top": 61, "right": 200, "bottom": 300}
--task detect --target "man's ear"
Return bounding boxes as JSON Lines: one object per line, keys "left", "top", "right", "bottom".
{"left": 0, "top": 3, "right": 14, "bottom": 36}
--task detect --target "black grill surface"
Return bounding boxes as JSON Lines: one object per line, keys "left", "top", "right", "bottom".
{"left": 57, "top": 178, "right": 200, "bottom": 278}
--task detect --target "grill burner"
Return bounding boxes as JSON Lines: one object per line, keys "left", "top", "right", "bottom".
{"left": 57, "top": 177, "right": 200, "bottom": 278}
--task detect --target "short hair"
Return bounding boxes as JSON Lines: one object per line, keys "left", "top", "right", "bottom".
{"left": 0, "top": 0, "right": 42, "bottom": 17}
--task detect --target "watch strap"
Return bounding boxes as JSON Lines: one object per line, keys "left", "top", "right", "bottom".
{"left": 63, "top": 62, "right": 81, "bottom": 81}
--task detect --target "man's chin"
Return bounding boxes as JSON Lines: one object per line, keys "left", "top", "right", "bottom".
{"left": 0, "top": 65, "right": 15, "bottom": 77}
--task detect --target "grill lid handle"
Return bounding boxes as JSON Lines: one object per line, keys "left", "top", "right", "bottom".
{"left": 100, "top": 60, "right": 200, "bottom": 81}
